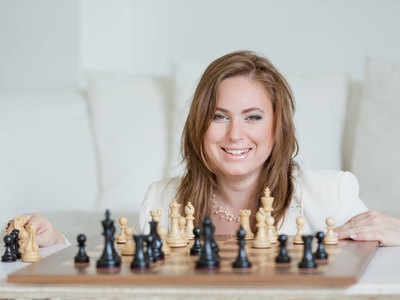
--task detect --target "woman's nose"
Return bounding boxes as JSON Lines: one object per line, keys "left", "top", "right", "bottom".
{"left": 227, "top": 118, "right": 244, "bottom": 142}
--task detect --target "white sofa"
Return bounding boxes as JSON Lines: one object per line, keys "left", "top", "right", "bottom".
{"left": 1, "top": 58, "right": 399, "bottom": 240}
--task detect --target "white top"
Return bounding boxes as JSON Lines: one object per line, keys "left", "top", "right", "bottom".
{"left": 137, "top": 169, "right": 368, "bottom": 235}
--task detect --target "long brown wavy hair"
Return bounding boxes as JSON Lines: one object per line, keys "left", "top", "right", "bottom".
{"left": 176, "top": 50, "right": 299, "bottom": 228}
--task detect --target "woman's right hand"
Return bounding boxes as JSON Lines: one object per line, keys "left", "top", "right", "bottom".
{"left": 6, "top": 213, "right": 66, "bottom": 247}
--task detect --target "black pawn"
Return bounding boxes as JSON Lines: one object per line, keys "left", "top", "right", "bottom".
{"left": 232, "top": 226, "right": 252, "bottom": 268}
{"left": 190, "top": 227, "right": 202, "bottom": 256}
{"left": 145, "top": 234, "right": 155, "bottom": 264}
{"left": 75, "top": 234, "right": 90, "bottom": 263}
{"left": 196, "top": 216, "right": 220, "bottom": 269}
{"left": 314, "top": 231, "right": 328, "bottom": 260}
{"left": 131, "top": 234, "right": 149, "bottom": 269}
{"left": 275, "top": 234, "right": 291, "bottom": 263}
{"left": 298, "top": 235, "right": 317, "bottom": 269}
{"left": 96, "top": 210, "right": 121, "bottom": 269}
{"left": 150, "top": 221, "right": 164, "bottom": 261}
{"left": 2, "top": 235, "right": 16, "bottom": 262}
{"left": 11, "top": 229, "right": 21, "bottom": 259}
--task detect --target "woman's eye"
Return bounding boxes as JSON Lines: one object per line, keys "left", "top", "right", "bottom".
{"left": 246, "top": 115, "right": 262, "bottom": 121}
{"left": 213, "top": 113, "right": 228, "bottom": 121}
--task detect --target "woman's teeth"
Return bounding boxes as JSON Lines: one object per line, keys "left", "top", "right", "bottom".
{"left": 223, "top": 148, "right": 251, "bottom": 155}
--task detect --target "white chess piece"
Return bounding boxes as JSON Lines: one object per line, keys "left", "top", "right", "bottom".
{"left": 324, "top": 217, "right": 338, "bottom": 245}
{"left": 185, "top": 202, "right": 195, "bottom": 239}
{"left": 116, "top": 217, "right": 128, "bottom": 244}
{"left": 293, "top": 216, "right": 305, "bottom": 244}
{"left": 266, "top": 215, "right": 277, "bottom": 244}
{"left": 22, "top": 224, "right": 40, "bottom": 262}
{"left": 252, "top": 208, "right": 271, "bottom": 248}
{"left": 121, "top": 227, "right": 135, "bottom": 255}
{"left": 239, "top": 209, "right": 254, "bottom": 239}
{"left": 166, "top": 199, "right": 187, "bottom": 247}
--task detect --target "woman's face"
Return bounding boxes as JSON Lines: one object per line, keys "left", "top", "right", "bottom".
{"left": 204, "top": 75, "right": 274, "bottom": 180}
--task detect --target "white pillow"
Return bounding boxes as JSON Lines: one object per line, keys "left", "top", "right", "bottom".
{"left": 87, "top": 73, "right": 168, "bottom": 213}
{"left": 171, "top": 60, "right": 348, "bottom": 175}
{"left": 0, "top": 90, "right": 98, "bottom": 224}
{"left": 352, "top": 58, "right": 400, "bottom": 216}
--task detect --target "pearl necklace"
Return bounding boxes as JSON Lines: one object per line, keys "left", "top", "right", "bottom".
{"left": 211, "top": 193, "right": 240, "bottom": 223}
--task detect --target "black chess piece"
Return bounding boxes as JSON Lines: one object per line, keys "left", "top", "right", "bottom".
{"left": 74, "top": 234, "right": 90, "bottom": 263}
{"left": 145, "top": 234, "right": 156, "bottom": 264}
{"left": 298, "top": 235, "right": 317, "bottom": 269}
{"left": 2, "top": 235, "right": 16, "bottom": 262}
{"left": 96, "top": 210, "right": 121, "bottom": 269}
{"left": 9, "top": 231, "right": 18, "bottom": 260}
{"left": 11, "top": 229, "right": 21, "bottom": 259}
{"left": 190, "top": 227, "right": 202, "bottom": 256}
{"left": 150, "top": 221, "right": 164, "bottom": 261}
{"left": 196, "top": 216, "right": 220, "bottom": 269}
{"left": 314, "top": 231, "right": 329, "bottom": 260}
{"left": 275, "top": 234, "right": 291, "bottom": 263}
{"left": 232, "top": 226, "right": 252, "bottom": 268}
{"left": 211, "top": 223, "right": 220, "bottom": 260}
{"left": 131, "top": 234, "right": 149, "bottom": 269}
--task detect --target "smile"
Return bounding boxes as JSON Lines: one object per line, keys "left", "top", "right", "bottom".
{"left": 221, "top": 147, "right": 253, "bottom": 159}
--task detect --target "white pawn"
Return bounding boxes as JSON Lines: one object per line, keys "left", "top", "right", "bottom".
{"left": 252, "top": 208, "right": 271, "bottom": 248}
{"left": 22, "top": 224, "right": 40, "bottom": 262}
{"left": 121, "top": 227, "right": 135, "bottom": 256}
{"left": 266, "top": 215, "right": 277, "bottom": 244}
{"left": 116, "top": 217, "right": 128, "bottom": 244}
{"left": 324, "top": 217, "right": 338, "bottom": 245}
{"left": 239, "top": 209, "right": 254, "bottom": 239}
{"left": 293, "top": 216, "right": 305, "bottom": 244}
{"left": 185, "top": 202, "right": 195, "bottom": 239}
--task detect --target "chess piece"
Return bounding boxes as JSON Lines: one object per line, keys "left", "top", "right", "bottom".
{"left": 131, "top": 234, "right": 149, "bottom": 269}
{"left": 167, "top": 199, "right": 187, "bottom": 247}
{"left": 190, "top": 227, "right": 202, "bottom": 256}
{"left": 11, "top": 229, "right": 22, "bottom": 259}
{"left": 96, "top": 210, "right": 121, "bottom": 269}
{"left": 150, "top": 220, "right": 164, "bottom": 261}
{"left": 266, "top": 215, "right": 277, "bottom": 244}
{"left": 275, "top": 234, "right": 291, "bottom": 263}
{"left": 232, "top": 226, "right": 252, "bottom": 268}
{"left": 2, "top": 235, "right": 16, "bottom": 262}
{"left": 150, "top": 209, "right": 170, "bottom": 254}
{"left": 239, "top": 209, "right": 254, "bottom": 239}
{"left": 314, "top": 231, "right": 329, "bottom": 260}
{"left": 179, "top": 216, "right": 187, "bottom": 239}
{"left": 185, "top": 202, "right": 195, "bottom": 239}
{"left": 293, "top": 216, "right": 305, "bottom": 244}
{"left": 324, "top": 217, "right": 338, "bottom": 245}
{"left": 196, "top": 216, "right": 220, "bottom": 269}
{"left": 116, "top": 217, "right": 129, "bottom": 244}
{"left": 253, "top": 208, "right": 271, "bottom": 248}
{"left": 22, "top": 224, "right": 40, "bottom": 262}
{"left": 211, "top": 223, "right": 220, "bottom": 260}
{"left": 9, "top": 230, "right": 18, "bottom": 260}
{"left": 298, "top": 235, "right": 317, "bottom": 269}
{"left": 74, "top": 234, "right": 90, "bottom": 263}
{"left": 145, "top": 234, "right": 156, "bottom": 264}
{"left": 121, "top": 227, "right": 135, "bottom": 256}
{"left": 13, "top": 216, "right": 28, "bottom": 254}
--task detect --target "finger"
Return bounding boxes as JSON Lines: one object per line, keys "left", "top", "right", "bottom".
{"left": 348, "top": 229, "right": 381, "bottom": 244}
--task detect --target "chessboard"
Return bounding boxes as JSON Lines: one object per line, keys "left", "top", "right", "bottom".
{"left": 7, "top": 235, "right": 378, "bottom": 286}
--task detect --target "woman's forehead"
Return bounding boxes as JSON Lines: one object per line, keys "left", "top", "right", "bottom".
{"left": 216, "top": 76, "right": 272, "bottom": 112}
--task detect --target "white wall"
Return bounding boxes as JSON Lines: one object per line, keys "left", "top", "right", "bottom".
{"left": 0, "top": 0, "right": 79, "bottom": 89}
{"left": 81, "top": 0, "right": 400, "bottom": 80}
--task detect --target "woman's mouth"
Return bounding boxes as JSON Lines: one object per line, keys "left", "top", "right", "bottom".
{"left": 221, "top": 147, "right": 253, "bottom": 159}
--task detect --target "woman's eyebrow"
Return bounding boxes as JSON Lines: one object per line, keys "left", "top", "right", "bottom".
{"left": 215, "top": 107, "right": 265, "bottom": 113}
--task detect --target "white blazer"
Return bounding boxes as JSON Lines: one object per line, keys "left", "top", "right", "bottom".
{"left": 137, "top": 169, "right": 368, "bottom": 235}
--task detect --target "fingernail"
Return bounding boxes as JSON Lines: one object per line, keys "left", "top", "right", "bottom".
{"left": 350, "top": 233, "right": 357, "bottom": 239}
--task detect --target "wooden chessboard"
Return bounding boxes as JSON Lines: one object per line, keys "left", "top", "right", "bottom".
{"left": 7, "top": 235, "right": 378, "bottom": 286}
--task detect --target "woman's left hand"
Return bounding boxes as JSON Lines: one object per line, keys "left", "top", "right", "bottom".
{"left": 334, "top": 210, "right": 400, "bottom": 246}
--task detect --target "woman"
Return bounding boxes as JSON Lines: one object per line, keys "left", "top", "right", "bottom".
{"left": 6, "top": 51, "right": 400, "bottom": 246}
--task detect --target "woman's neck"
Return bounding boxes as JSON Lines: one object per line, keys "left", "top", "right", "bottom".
{"left": 215, "top": 171, "right": 261, "bottom": 213}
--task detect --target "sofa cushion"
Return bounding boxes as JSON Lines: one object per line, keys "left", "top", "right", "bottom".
{"left": 87, "top": 73, "right": 168, "bottom": 213}
{"left": 0, "top": 90, "right": 98, "bottom": 224}
{"left": 352, "top": 58, "right": 400, "bottom": 216}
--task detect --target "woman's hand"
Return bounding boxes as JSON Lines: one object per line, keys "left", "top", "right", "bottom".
{"left": 334, "top": 210, "right": 400, "bottom": 246}
{"left": 6, "top": 214, "right": 66, "bottom": 247}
